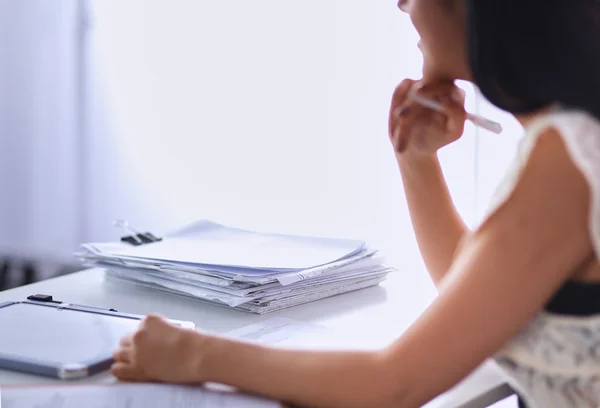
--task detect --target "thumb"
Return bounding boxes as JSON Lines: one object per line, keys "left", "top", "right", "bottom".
{"left": 111, "top": 362, "right": 146, "bottom": 382}
{"left": 140, "top": 313, "right": 167, "bottom": 329}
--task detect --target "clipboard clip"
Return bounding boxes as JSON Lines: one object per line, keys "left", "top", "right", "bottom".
{"left": 27, "top": 294, "right": 119, "bottom": 313}
{"left": 113, "top": 219, "right": 163, "bottom": 246}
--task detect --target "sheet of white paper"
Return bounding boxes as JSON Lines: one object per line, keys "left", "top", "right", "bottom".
{"left": 104, "top": 269, "right": 256, "bottom": 307}
{"left": 257, "top": 276, "right": 386, "bottom": 303}
{"left": 86, "top": 248, "right": 379, "bottom": 286}
{"left": 106, "top": 267, "right": 387, "bottom": 309}
{"left": 239, "top": 278, "right": 386, "bottom": 315}
{"left": 223, "top": 317, "right": 329, "bottom": 348}
{"left": 91, "top": 220, "right": 365, "bottom": 271}
{"left": 105, "top": 271, "right": 386, "bottom": 315}
{"left": 120, "top": 265, "right": 388, "bottom": 298}
{"left": 0, "top": 384, "right": 279, "bottom": 408}
{"left": 222, "top": 317, "right": 380, "bottom": 350}
{"left": 255, "top": 274, "right": 389, "bottom": 301}
{"left": 273, "top": 250, "right": 380, "bottom": 285}
{"left": 488, "top": 396, "right": 518, "bottom": 408}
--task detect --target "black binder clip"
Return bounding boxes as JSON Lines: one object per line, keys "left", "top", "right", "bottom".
{"left": 113, "top": 219, "right": 163, "bottom": 246}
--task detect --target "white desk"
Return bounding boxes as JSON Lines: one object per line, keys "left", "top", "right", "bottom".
{"left": 0, "top": 268, "right": 512, "bottom": 407}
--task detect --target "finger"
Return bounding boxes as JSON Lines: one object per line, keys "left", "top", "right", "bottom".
{"left": 141, "top": 313, "right": 167, "bottom": 327}
{"left": 392, "top": 125, "right": 405, "bottom": 152}
{"left": 113, "top": 346, "right": 133, "bottom": 363}
{"left": 395, "top": 106, "right": 421, "bottom": 153}
{"left": 390, "top": 99, "right": 425, "bottom": 137}
{"left": 392, "top": 105, "right": 410, "bottom": 118}
{"left": 410, "top": 110, "right": 447, "bottom": 148}
{"left": 111, "top": 362, "right": 146, "bottom": 382}
{"left": 423, "top": 110, "right": 448, "bottom": 130}
{"left": 120, "top": 334, "right": 133, "bottom": 347}
{"left": 452, "top": 87, "right": 467, "bottom": 104}
{"left": 146, "top": 313, "right": 165, "bottom": 321}
{"left": 441, "top": 98, "right": 467, "bottom": 136}
{"left": 391, "top": 95, "right": 431, "bottom": 125}
{"left": 390, "top": 79, "right": 417, "bottom": 112}
{"left": 139, "top": 314, "right": 159, "bottom": 331}
{"left": 415, "top": 83, "right": 466, "bottom": 105}
{"left": 399, "top": 103, "right": 452, "bottom": 153}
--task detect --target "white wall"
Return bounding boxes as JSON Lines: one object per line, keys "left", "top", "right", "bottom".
{"left": 87, "top": 0, "right": 478, "bottom": 270}
{"left": 0, "top": 0, "right": 482, "bottom": 282}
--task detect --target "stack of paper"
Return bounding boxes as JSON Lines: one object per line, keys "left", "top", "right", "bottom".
{"left": 77, "top": 220, "right": 395, "bottom": 314}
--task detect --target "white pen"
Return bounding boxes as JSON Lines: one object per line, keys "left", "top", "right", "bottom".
{"left": 400, "top": 91, "right": 503, "bottom": 134}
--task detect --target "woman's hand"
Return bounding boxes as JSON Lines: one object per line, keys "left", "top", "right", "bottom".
{"left": 112, "top": 314, "right": 208, "bottom": 384}
{"left": 389, "top": 79, "right": 467, "bottom": 157}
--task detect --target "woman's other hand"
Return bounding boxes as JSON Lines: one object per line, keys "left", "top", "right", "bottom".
{"left": 112, "top": 314, "right": 208, "bottom": 384}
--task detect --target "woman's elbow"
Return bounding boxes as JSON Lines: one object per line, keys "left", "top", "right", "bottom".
{"left": 369, "top": 350, "right": 423, "bottom": 408}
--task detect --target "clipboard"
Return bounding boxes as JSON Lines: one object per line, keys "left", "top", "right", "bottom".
{"left": 0, "top": 294, "right": 195, "bottom": 380}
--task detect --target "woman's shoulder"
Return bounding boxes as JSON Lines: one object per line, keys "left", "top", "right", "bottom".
{"left": 481, "top": 107, "right": 600, "bottom": 256}
{"left": 519, "top": 108, "right": 600, "bottom": 190}
{"left": 484, "top": 108, "right": 599, "bottom": 201}
{"left": 522, "top": 108, "right": 600, "bottom": 157}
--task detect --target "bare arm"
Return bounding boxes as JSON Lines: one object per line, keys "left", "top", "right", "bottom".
{"left": 114, "top": 129, "right": 593, "bottom": 407}
{"left": 397, "top": 154, "right": 468, "bottom": 285}
{"left": 390, "top": 80, "right": 470, "bottom": 284}
{"left": 201, "top": 129, "right": 591, "bottom": 407}
{"left": 204, "top": 341, "right": 390, "bottom": 408}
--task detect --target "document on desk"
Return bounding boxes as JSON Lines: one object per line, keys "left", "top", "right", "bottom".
{"left": 87, "top": 220, "right": 366, "bottom": 271}
{"left": 0, "top": 383, "right": 280, "bottom": 408}
{"left": 80, "top": 219, "right": 395, "bottom": 315}
{"left": 222, "top": 317, "right": 371, "bottom": 351}
{"left": 223, "top": 317, "right": 328, "bottom": 347}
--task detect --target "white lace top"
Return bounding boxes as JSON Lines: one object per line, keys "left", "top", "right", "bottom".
{"left": 481, "top": 109, "right": 600, "bottom": 408}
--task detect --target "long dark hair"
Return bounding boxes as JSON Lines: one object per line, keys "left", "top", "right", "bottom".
{"left": 467, "top": 0, "right": 600, "bottom": 120}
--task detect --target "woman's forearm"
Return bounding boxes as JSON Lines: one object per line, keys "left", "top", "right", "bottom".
{"left": 397, "top": 153, "right": 468, "bottom": 285}
{"left": 199, "top": 335, "right": 402, "bottom": 408}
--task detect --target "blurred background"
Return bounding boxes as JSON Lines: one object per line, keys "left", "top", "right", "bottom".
{"left": 0, "top": 0, "right": 521, "bottom": 290}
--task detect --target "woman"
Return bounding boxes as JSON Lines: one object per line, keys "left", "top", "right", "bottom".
{"left": 111, "top": 1, "right": 600, "bottom": 407}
